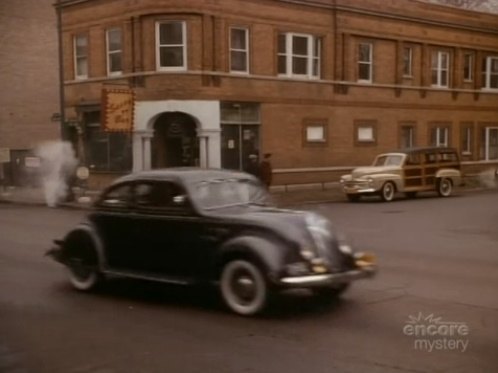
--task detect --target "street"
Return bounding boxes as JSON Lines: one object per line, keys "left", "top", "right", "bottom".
{"left": 0, "top": 190, "right": 497, "bottom": 373}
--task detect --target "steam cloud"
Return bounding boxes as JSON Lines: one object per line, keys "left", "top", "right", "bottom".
{"left": 35, "top": 141, "right": 78, "bottom": 207}
{"left": 478, "top": 168, "right": 498, "bottom": 189}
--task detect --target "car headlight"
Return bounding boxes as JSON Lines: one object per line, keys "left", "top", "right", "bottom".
{"left": 338, "top": 243, "right": 353, "bottom": 255}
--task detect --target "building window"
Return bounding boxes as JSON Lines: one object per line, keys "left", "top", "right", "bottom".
{"left": 479, "top": 126, "right": 498, "bottom": 160}
{"left": 230, "top": 27, "right": 249, "bottom": 73}
{"left": 460, "top": 123, "right": 473, "bottom": 155}
{"left": 430, "top": 125, "right": 450, "bottom": 147}
{"left": 73, "top": 34, "right": 88, "bottom": 79}
{"left": 83, "top": 111, "right": 132, "bottom": 172}
{"left": 482, "top": 56, "right": 498, "bottom": 90}
{"left": 463, "top": 53, "right": 473, "bottom": 82}
{"left": 302, "top": 119, "right": 328, "bottom": 146}
{"left": 106, "top": 28, "right": 122, "bottom": 76}
{"left": 399, "top": 124, "right": 415, "bottom": 148}
{"left": 156, "top": 21, "right": 187, "bottom": 71}
{"left": 354, "top": 120, "right": 377, "bottom": 145}
{"left": 431, "top": 50, "right": 450, "bottom": 88}
{"left": 278, "top": 33, "right": 321, "bottom": 79}
{"left": 403, "top": 47, "right": 412, "bottom": 77}
{"left": 358, "top": 43, "right": 373, "bottom": 82}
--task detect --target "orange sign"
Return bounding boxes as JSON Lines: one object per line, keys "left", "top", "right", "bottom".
{"left": 101, "top": 88, "right": 134, "bottom": 132}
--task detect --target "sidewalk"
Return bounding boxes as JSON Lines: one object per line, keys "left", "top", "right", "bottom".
{"left": 0, "top": 178, "right": 495, "bottom": 209}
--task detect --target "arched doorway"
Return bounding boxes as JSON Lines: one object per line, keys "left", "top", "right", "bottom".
{"left": 151, "top": 112, "right": 199, "bottom": 168}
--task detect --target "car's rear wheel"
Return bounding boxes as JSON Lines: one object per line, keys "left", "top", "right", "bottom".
{"left": 380, "top": 181, "right": 395, "bottom": 202}
{"left": 437, "top": 178, "right": 453, "bottom": 197}
{"left": 220, "top": 260, "right": 269, "bottom": 316}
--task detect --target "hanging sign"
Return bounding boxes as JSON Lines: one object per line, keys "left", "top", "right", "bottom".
{"left": 101, "top": 88, "right": 134, "bottom": 132}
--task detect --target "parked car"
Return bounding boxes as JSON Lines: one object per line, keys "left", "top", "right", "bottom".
{"left": 340, "top": 147, "right": 462, "bottom": 202}
{"left": 47, "top": 168, "right": 376, "bottom": 315}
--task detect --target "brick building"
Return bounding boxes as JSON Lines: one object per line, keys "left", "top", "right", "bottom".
{"left": 57, "top": 0, "right": 498, "bottom": 188}
{"left": 0, "top": 0, "right": 60, "bottom": 186}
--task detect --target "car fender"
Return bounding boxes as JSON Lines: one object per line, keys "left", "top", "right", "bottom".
{"left": 62, "top": 222, "right": 107, "bottom": 270}
{"left": 436, "top": 169, "right": 461, "bottom": 184}
{"left": 367, "top": 174, "right": 403, "bottom": 191}
{"left": 217, "top": 235, "right": 287, "bottom": 281}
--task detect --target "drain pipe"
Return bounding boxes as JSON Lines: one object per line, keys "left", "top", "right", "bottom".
{"left": 55, "top": 0, "right": 66, "bottom": 140}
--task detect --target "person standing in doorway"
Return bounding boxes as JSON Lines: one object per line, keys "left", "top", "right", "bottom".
{"left": 246, "top": 154, "right": 261, "bottom": 179}
{"left": 260, "top": 153, "right": 273, "bottom": 188}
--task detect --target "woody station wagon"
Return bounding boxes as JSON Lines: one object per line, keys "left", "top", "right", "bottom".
{"left": 340, "top": 147, "right": 462, "bottom": 202}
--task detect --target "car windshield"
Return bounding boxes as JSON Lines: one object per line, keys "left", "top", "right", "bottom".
{"left": 192, "top": 178, "right": 270, "bottom": 210}
{"left": 373, "top": 154, "right": 403, "bottom": 167}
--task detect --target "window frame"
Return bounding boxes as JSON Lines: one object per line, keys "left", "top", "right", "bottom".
{"left": 354, "top": 120, "right": 377, "bottom": 146}
{"left": 463, "top": 53, "right": 474, "bottom": 82}
{"left": 302, "top": 118, "right": 328, "bottom": 147}
{"left": 483, "top": 56, "right": 498, "bottom": 90}
{"left": 229, "top": 26, "right": 249, "bottom": 74}
{"left": 399, "top": 122, "right": 416, "bottom": 149}
{"left": 460, "top": 122, "right": 474, "bottom": 156}
{"left": 431, "top": 50, "right": 450, "bottom": 88}
{"left": 73, "top": 34, "right": 89, "bottom": 80}
{"left": 155, "top": 20, "right": 187, "bottom": 71}
{"left": 357, "top": 42, "right": 373, "bottom": 83}
{"left": 277, "top": 32, "right": 321, "bottom": 79}
{"left": 106, "top": 27, "right": 123, "bottom": 76}
{"left": 429, "top": 123, "right": 450, "bottom": 147}
{"left": 403, "top": 46, "right": 413, "bottom": 78}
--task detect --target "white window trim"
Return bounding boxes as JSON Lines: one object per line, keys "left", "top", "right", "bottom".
{"left": 106, "top": 28, "right": 122, "bottom": 76}
{"left": 431, "top": 51, "right": 449, "bottom": 88}
{"left": 462, "top": 127, "right": 472, "bottom": 155}
{"left": 463, "top": 53, "right": 473, "bottom": 82}
{"left": 433, "top": 127, "right": 449, "bottom": 147}
{"left": 484, "top": 127, "right": 498, "bottom": 160}
{"left": 155, "top": 21, "right": 187, "bottom": 71}
{"left": 483, "top": 56, "right": 498, "bottom": 90}
{"left": 73, "top": 34, "right": 88, "bottom": 80}
{"left": 229, "top": 27, "right": 249, "bottom": 74}
{"left": 306, "top": 125, "right": 325, "bottom": 142}
{"left": 403, "top": 47, "right": 413, "bottom": 77}
{"left": 358, "top": 43, "right": 373, "bottom": 83}
{"left": 278, "top": 32, "right": 320, "bottom": 79}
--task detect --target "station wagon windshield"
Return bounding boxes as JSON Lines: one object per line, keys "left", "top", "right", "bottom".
{"left": 373, "top": 154, "right": 404, "bottom": 167}
{"left": 193, "top": 178, "right": 268, "bottom": 210}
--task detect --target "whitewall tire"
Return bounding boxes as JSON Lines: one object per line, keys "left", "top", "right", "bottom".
{"left": 437, "top": 178, "right": 453, "bottom": 197}
{"left": 220, "top": 260, "right": 268, "bottom": 316}
{"left": 380, "top": 181, "right": 395, "bottom": 202}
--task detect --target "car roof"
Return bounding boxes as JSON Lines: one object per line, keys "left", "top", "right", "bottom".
{"left": 112, "top": 167, "right": 256, "bottom": 186}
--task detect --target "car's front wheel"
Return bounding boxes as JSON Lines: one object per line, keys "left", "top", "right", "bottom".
{"left": 220, "top": 259, "right": 269, "bottom": 316}
{"left": 380, "top": 181, "right": 396, "bottom": 202}
{"left": 67, "top": 259, "right": 101, "bottom": 291}
{"left": 64, "top": 234, "right": 102, "bottom": 291}
{"left": 437, "top": 177, "right": 453, "bottom": 197}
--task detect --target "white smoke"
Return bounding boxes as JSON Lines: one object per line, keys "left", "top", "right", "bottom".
{"left": 35, "top": 141, "right": 78, "bottom": 207}
{"left": 478, "top": 168, "right": 498, "bottom": 189}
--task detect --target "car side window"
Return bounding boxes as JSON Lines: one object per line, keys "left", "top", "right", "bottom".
{"left": 134, "top": 181, "right": 190, "bottom": 214}
{"left": 405, "top": 153, "right": 421, "bottom": 165}
{"left": 425, "top": 152, "right": 437, "bottom": 163}
{"left": 99, "top": 183, "right": 131, "bottom": 209}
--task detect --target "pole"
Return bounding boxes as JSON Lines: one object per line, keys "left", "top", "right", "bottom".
{"left": 56, "top": 0, "right": 66, "bottom": 140}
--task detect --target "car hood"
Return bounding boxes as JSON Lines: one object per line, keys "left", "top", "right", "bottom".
{"left": 207, "top": 205, "right": 313, "bottom": 243}
{"left": 352, "top": 166, "right": 399, "bottom": 178}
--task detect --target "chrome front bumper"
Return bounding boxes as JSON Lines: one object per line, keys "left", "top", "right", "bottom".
{"left": 279, "top": 265, "right": 376, "bottom": 288}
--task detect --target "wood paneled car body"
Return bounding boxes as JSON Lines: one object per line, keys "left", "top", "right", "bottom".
{"left": 340, "top": 147, "right": 462, "bottom": 202}
{"left": 47, "top": 169, "right": 376, "bottom": 315}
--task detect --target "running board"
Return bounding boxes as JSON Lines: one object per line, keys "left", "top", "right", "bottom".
{"left": 102, "top": 269, "right": 193, "bottom": 286}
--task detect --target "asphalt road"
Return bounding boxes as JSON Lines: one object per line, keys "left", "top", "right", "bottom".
{"left": 0, "top": 190, "right": 497, "bottom": 373}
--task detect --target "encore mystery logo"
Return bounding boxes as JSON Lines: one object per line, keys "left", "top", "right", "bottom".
{"left": 403, "top": 313, "right": 469, "bottom": 352}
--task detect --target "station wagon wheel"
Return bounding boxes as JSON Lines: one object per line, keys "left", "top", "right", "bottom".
{"left": 380, "top": 181, "right": 395, "bottom": 202}
{"left": 437, "top": 178, "right": 453, "bottom": 197}
{"left": 220, "top": 260, "right": 268, "bottom": 316}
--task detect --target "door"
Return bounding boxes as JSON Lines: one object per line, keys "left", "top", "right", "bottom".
{"left": 90, "top": 182, "right": 135, "bottom": 269}
{"left": 485, "top": 127, "right": 498, "bottom": 160}
{"left": 130, "top": 180, "right": 207, "bottom": 278}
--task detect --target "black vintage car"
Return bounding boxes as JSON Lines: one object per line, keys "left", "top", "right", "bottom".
{"left": 47, "top": 168, "right": 376, "bottom": 315}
